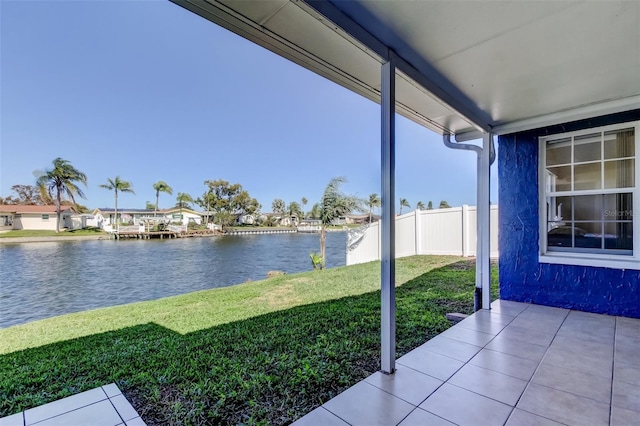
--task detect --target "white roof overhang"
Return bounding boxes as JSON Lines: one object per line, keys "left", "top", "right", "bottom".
{"left": 172, "top": 0, "right": 640, "bottom": 141}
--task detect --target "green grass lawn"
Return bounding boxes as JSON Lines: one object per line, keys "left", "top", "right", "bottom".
{"left": 0, "top": 227, "right": 106, "bottom": 238}
{"left": 0, "top": 256, "right": 498, "bottom": 425}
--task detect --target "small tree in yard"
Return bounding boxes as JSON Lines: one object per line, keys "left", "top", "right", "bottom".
{"left": 318, "top": 177, "right": 361, "bottom": 269}
{"left": 309, "top": 253, "right": 323, "bottom": 270}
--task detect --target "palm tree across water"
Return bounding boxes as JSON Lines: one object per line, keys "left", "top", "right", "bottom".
{"left": 416, "top": 201, "right": 426, "bottom": 210}
{"left": 36, "top": 158, "right": 87, "bottom": 233}
{"left": 99, "top": 177, "right": 135, "bottom": 226}
{"left": 152, "top": 181, "right": 173, "bottom": 217}
{"left": 367, "top": 193, "right": 381, "bottom": 224}
{"left": 287, "top": 201, "right": 303, "bottom": 226}
{"left": 399, "top": 198, "right": 410, "bottom": 215}
{"left": 175, "top": 192, "right": 195, "bottom": 214}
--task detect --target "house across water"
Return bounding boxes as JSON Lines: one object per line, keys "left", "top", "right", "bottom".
{"left": 0, "top": 205, "right": 94, "bottom": 231}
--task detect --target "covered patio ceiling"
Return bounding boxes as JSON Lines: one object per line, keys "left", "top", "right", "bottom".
{"left": 172, "top": 0, "right": 639, "bottom": 141}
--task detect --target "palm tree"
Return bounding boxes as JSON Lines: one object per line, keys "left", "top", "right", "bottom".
{"left": 175, "top": 192, "right": 194, "bottom": 214}
{"left": 367, "top": 193, "right": 381, "bottom": 223}
{"left": 416, "top": 201, "right": 426, "bottom": 210}
{"left": 100, "top": 177, "right": 135, "bottom": 226}
{"left": 301, "top": 197, "right": 308, "bottom": 218}
{"left": 152, "top": 181, "right": 173, "bottom": 217}
{"left": 36, "top": 158, "right": 87, "bottom": 233}
{"left": 309, "top": 203, "right": 321, "bottom": 220}
{"left": 287, "top": 201, "right": 303, "bottom": 226}
{"left": 399, "top": 198, "right": 410, "bottom": 215}
{"left": 427, "top": 201, "right": 433, "bottom": 210}
{"left": 319, "top": 177, "right": 361, "bottom": 269}
{"left": 439, "top": 200, "right": 451, "bottom": 209}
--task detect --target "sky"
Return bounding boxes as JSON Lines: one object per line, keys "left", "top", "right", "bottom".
{"left": 1, "top": 0, "right": 498, "bottom": 213}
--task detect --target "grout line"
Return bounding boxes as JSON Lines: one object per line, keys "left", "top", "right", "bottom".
{"left": 107, "top": 396, "right": 126, "bottom": 425}
{"left": 27, "top": 400, "right": 106, "bottom": 426}
{"left": 608, "top": 317, "right": 617, "bottom": 425}
{"left": 507, "top": 308, "right": 571, "bottom": 419}
{"left": 325, "top": 406, "right": 352, "bottom": 426}
{"left": 513, "top": 407, "right": 571, "bottom": 426}
{"left": 367, "top": 368, "right": 450, "bottom": 410}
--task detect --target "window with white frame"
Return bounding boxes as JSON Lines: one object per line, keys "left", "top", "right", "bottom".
{"left": 540, "top": 122, "right": 638, "bottom": 262}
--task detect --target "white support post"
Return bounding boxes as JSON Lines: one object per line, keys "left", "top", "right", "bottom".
{"left": 381, "top": 54, "right": 396, "bottom": 374}
{"left": 479, "top": 133, "right": 493, "bottom": 309}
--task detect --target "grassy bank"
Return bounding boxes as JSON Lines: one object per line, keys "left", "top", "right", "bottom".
{"left": 0, "top": 256, "right": 497, "bottom": 424}
{"left": 0, "top": 227, "right": 106, "bottom": 238}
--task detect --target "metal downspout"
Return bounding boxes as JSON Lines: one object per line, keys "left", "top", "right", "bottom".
{"left": 442, "top": 134, "right": 495, "bottom": 311}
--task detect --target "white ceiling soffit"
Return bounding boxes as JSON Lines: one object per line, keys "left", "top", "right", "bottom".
{"left": 171, "top": 0, "right": 485, "bottom": 135}
{"left": 172, "top": 0, "right": 640, "bottom": 139}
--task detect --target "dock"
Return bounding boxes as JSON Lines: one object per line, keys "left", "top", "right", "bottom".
{"left": 108, "top": 224, "right": 218, "bottom": 240}
{"left": 107, "top": 225, "right": 323, "bottom": 239}
{"left": 225, "top": 228, "right": 297, "bottom": 236}
{"left": 110, "top": 231, "right": 182, "bottom": 240}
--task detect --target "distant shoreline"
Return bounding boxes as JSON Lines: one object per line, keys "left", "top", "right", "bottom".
{"left": 0, "top": 227, "right": 348, "bottom": 244}
{"left": 0, "top": 235, "right": 106, "bottom": 244}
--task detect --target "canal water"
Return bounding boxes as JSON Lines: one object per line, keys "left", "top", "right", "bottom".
{"left": 0, "top": 232, "right": 347, "bottom": 328}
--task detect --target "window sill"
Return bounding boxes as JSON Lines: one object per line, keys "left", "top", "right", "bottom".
{"left": 539, "top": 253, "right": 640, "bottom": 270}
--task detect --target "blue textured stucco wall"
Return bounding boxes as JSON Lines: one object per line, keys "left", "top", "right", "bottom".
{"left": 498, "top": 110, "right": 640, "bottom": 318}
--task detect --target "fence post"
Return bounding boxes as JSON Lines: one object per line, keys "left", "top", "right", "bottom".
{"left": 462, "top": 204, "right": 469, "bottom": 257}
{"left": 378, "top": 219, "right": 382, "bottom": 261}
{"left": 415, "top": 209, "right": 421, "bottom": 255}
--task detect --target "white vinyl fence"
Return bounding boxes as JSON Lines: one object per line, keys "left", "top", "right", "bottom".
{"left": 347, "top": 205, "right": 498, "bottom": 265}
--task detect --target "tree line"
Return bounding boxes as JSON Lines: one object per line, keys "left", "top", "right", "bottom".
{"left": 2, "top": 157, "right": 453, "bottom": 237}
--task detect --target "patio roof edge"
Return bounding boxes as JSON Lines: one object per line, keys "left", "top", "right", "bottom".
{"left": 303, "top": 0, "right": 491, "bottom": 134}
{"left": 455, "top": 95, "right": 640, "bottom": 142}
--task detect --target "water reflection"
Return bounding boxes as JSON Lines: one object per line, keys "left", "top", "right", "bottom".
{"left": 0, "top": 232, "right": 346, "bottom": 328}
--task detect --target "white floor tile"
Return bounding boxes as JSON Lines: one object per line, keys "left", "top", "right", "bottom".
{"left": 24, "top": 388, "right": 107, "bottom": 424}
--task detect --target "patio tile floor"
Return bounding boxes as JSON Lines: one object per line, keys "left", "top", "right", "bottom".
{"left": 2, "top": 300, "right": 638, "bottom": 425}
{"left": 293, "top": 300, "right": 640, "bottom": 426}
{"left": 0, "top": 383, "right": 145, "bottom": 426}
